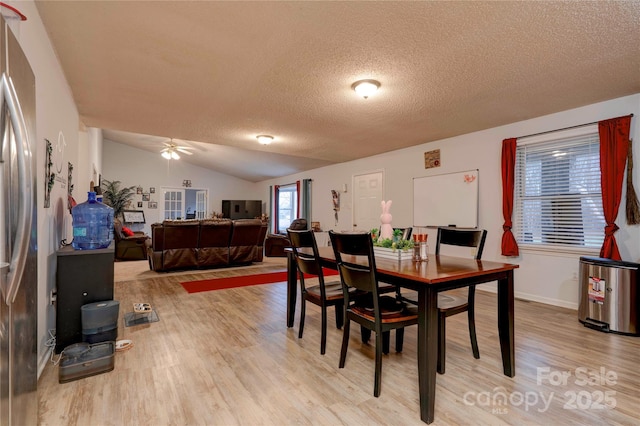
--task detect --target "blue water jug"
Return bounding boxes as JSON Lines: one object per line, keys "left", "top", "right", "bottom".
{"left": 71, "top": 191, "right": 114, "bottom": 250}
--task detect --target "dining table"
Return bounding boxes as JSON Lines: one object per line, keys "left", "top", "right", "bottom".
{"left": 285, "top": 246, "right": 519, "bottom": 424}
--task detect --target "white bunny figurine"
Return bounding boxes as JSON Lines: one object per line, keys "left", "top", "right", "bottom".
{"left": 379, "top": 200, "right": 393, "bottom": 240}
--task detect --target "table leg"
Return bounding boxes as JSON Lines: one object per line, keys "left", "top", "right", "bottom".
{"left": 498, "top": 270, "right": 515, "bottom": 377}
{"left": 417, "top": 287, "right": 439, "bottom": 424}
{"left": 286, "top": 251, "right": 297, "bottom": 328}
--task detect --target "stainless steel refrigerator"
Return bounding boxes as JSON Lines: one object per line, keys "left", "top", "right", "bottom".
{"left": 0, "top": 14, "right": 38, "bottom": 426}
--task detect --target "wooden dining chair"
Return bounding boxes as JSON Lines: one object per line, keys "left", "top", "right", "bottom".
{"left": 435, "top": 227, "right": 487, "bottom": 374}
{"left": 400, "top": 227, "right": 487, "bottom": 374}
{"left": 288, "top": 228, "right": 347, "bottom": 355}
{"left": 329, "top": 231, "right": 418, "bottom": 397}
{"left": 358, "top": 227, "right": 412, "bottom": 344}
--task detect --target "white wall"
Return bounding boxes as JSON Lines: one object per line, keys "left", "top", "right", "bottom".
{"left": 12, "top": 1, "right": 98, "bottom": 376}
{"left": 257, "top": 94, "right": 640, "bottom": 310}
{"left": 13, "top": 0, "right": 640, "bottom": 374}
{"left": 102, "top": 140, "right": 261, "bottom": 234}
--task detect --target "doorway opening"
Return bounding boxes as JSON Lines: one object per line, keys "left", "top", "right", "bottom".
{"left": 160, "top": 187, "right": 208, "bottom": 220}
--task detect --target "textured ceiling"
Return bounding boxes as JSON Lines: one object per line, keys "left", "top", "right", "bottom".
{"left": 35, "top": 1, "right": 640, "bottom": 182}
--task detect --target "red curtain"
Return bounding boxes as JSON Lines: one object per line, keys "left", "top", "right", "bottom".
{"left": 598, "top": 116, "right": 631, "bottom": 260}
{"left": 273, "top": 185, "right": 280, "bottom": 234}
{"left": 501, "top": 138, "right": 519, "bottom": 256}
{"left": 296, "top": 180, "right": 301, "bottom": 218}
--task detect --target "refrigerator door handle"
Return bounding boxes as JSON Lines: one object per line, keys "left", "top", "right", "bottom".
{"left": 0, "top": 73, "right": 33, "bottom": 304}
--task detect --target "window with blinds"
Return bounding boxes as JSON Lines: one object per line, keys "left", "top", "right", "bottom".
{"left": 514, "top": 130, "right": 605, "bottom": 250}
{"left": 277, "top": 183, "right": 298, "bottom": 231}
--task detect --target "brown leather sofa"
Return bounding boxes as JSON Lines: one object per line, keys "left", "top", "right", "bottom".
{"left": 264, "top": 218, "right": 308, "bottom": 257}
{"left": 147, "top": 219, "right": 267, "bottom": 272}
{"left": 114, "top": 218, "right": 150, "bottom": 261}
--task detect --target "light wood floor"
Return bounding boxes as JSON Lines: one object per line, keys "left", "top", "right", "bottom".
{"left": 38, "top": 260, "right": 640, "bottom": 425}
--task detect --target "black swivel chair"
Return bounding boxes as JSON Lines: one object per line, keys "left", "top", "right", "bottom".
{"left": 399, "top": 227, "right": 487, "bottom": 374}
{"left": 329, "top": 231, "right": 418, "bottom": 397}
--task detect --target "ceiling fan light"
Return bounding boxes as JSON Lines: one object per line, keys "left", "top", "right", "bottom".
{"left": 171, "top": 151, "right": 180, "bottom": 160}
{"left": 161, "top": 151, "right": 171, "bottom": 160}
{"left": 257, "top": 135, "right": 274, "bottom": 145}
{"left": 352, "top": 79, "right": 380, "bottom": 99}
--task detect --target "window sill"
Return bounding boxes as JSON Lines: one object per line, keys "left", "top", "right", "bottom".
{"left": 517, "top": 244, "right": 601, "bottom": 258}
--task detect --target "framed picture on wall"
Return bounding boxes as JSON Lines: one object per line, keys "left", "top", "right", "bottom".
{"left": 136, "top": 186, "right": 143, "bottom": 194}
{"left": 122, "top": 210, "right": 146, "bottom": 224}
{"left": 150, "top": 187, "right": 155, "bottom": 193}
{"left": 148, "top": 201, "right": 157, "bottom": 209}
{"left": 142, "top": 193, "right": 150, "bottom": 201}
{"left": 137, "top": 202, "right": 143, "bottom": 208}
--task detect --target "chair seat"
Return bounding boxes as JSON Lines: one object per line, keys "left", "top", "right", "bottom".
{"left": 306, "top": 281, "right": 344, "bottom": 301}
{"left": 437, "top": 293, "right": 469, "bottom": 311}
{"left": 378, "top": 282, "right": 397, "bottom": 294}
{"left": 352, "top": 296, "right": 418, "bottom": 323}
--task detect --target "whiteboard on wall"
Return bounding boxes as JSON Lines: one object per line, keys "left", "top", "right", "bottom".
{"left": 413, "top": 169, "right": 479, "bottom": 228}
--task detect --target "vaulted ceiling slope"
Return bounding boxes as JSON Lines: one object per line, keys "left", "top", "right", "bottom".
{"left": 36, "top": 1, "right": 640, "bottom": 182}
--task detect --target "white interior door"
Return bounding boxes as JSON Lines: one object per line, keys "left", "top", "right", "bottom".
{"left": 195, "top": 190, "right": 207, "bottom": 219}
{"left": 353, "top": 171, "right": 384, "bottom": 232}
{"left": 161, "top": 188, "right": 185, "bottom": 220}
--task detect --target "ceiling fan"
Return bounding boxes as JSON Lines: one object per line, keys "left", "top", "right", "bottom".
{"left": 160, "top": 139, "right": 194, "bottom": 160}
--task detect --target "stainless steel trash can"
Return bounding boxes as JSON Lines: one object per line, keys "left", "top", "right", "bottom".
{"left": 578, "top": 256, "right": 639, "bottom": 336}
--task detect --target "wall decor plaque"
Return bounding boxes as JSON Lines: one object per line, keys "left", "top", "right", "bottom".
{"left": 424, "top": 149, "right": 441, "bottom": 169}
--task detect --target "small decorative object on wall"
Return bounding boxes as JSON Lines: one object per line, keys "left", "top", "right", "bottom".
{"left": 424, "top": 149, "right": 441, "bottom": 169}
{"left": 150, "top": 187, "right": 155, "bottom": 193}
{"left": 148, "top": 201, "right": 157, "bottom": 209}
{"left": 137, "top": 202, "right": 143, "bottom": 208}
{"left": 183, "top": 179, "right": 192, "bottom": 188}
{"left": 136, "top": 186, "right": 143, "bottom": 194}
{"left": 67, "top": 162, "right": 74, "bottom": 213}
{"left": 331, "top": 189, "right": 340, "bottom": 225}
{"left": 55, "top": 131, "right": 66, "bottom": 178}
{"left": 142, "top": 193, "right": 150, "bottom": 201}
{"left": 44, "top": 139, "right": 55, "bottom": 208}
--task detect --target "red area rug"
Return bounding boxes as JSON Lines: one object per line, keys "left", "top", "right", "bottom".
{"left": 181, "top": 268, "right": 339, "bottom": 294}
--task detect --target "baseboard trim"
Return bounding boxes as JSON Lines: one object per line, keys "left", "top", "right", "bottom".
{"left": 477, "top": 286, "right": 578, "bottom": 310}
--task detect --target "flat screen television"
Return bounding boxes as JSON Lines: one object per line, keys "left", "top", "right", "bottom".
{"left": 221, "top": 200, "right": 262, "bottom": 219}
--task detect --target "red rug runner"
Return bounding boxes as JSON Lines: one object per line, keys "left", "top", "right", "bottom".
{"left": 181, "top": 268, "right": 339, "bottom": 294}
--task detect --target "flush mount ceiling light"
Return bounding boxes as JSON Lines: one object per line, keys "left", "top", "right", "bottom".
{"left": 257, "top": 135, "right": 274, "bottom": 145}
{"left": 351, "top": 79, "right": 380, "bottom": 99}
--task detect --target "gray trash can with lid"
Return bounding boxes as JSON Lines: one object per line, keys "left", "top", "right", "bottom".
{"left": 578, "top": 256, "right": 639, "bottom": 336}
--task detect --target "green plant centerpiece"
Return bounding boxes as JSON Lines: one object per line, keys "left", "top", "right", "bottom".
{"left": 101, "top": 179, "right": 137, "bottom": 219}
{"left": 371, "top": 228, "right": 414, "bottom": 252}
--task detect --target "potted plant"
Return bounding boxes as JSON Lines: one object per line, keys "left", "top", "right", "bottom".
{"left": 101, "top": 179, "right": 137, "bottom": 219}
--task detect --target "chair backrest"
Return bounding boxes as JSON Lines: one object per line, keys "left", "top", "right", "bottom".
{"left": 198, "top": 219, "right": 232, "bottom": 248}
{"left": 289, "top": 218, "right": 308, "bottom": 231}
{"left": 229, "top": 219, "right": 263, "bottom": 246}
{"left": 113, "top": 218, "right": 124, "bottom": 241}
{"left": 163, "top": 220, "right": 200, "bottom": 249}
{"left": 287, "top": 228, "right": 323, "bottom": 277}
{"left": 435, "top": 227, "right": 487, "bottom": 260}
{"left": 329, "top": 231, "right": 381, "bottom": 302}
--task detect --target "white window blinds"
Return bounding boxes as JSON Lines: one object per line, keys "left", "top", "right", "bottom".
{"left": 514, "top": 131, "right": 605, "bottom": 249}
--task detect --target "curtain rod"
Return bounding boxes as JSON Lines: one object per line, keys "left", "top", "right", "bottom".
{"left": 516, "top": 113, "right": 634, "bottom": 140}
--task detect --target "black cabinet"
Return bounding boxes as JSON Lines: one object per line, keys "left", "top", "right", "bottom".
{"left": 55, "top": 243, "right": 114, "bottom": 353}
